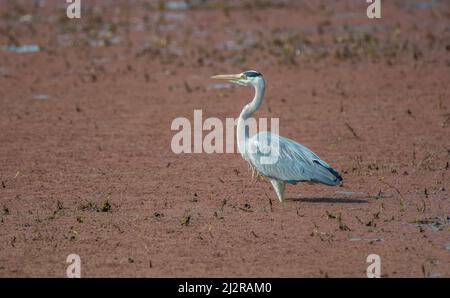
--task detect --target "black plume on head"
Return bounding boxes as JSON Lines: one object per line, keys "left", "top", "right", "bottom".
{"left": 243, "top": 71, "right": 262, "bottom": 77}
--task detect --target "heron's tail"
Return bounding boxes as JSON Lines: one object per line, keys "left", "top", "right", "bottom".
{"left": 312, "top": 160, "right": 343, "bottom": 186}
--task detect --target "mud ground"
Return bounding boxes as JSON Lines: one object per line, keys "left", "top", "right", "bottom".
{"left": 0, "top": 0, "right": 449, "bottom": 277}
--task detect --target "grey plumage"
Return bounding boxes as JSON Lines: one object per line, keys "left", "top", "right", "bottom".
{"left": 247, "top": 131, "right": 342, "bottom": 186}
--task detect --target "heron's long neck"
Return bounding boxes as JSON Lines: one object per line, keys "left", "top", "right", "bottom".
{"left": 237, "top": 81, "right": 265, "bottom": 157}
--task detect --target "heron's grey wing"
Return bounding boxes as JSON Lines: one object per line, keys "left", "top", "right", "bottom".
{"left": 247, "top": 132, "right": 342, "bottom": 186}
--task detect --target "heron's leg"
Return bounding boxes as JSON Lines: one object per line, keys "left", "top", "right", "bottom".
{"left": 270, "top": 179, "right": 285, "bottom": 202}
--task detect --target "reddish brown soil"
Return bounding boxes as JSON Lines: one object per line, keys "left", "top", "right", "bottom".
{"left": 0, "top": 0, "right": 449, "bottom": 277}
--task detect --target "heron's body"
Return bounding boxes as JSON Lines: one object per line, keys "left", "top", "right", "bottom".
{"left": 212, "top": 70, "right": 342, "bottom": 202}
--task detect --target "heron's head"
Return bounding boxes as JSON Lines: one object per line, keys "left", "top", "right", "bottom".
{"left": 211, "top": 70, "right": 264, "bottom": 87}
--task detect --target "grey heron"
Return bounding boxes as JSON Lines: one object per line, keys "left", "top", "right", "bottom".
{"left": 211, "top": 70, "right": 343, "bottom": 202}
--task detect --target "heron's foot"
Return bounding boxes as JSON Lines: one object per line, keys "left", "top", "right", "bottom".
{"left": 256, "top": 172, "right": 265, "bottom": 182}
{"left": 270, "top": 179, "right": 285, "bottom": 202}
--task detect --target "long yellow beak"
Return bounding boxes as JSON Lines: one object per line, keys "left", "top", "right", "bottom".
{"left": 210, "top": 74, "right": 242, "bottom": 81}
